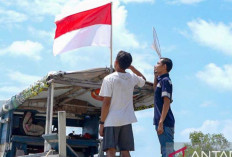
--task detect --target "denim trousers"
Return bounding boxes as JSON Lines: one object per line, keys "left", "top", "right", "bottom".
{"left": 156, "top": 126, "right": 175, "bottom": 157}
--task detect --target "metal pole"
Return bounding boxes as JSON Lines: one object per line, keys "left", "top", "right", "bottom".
{"left": 58, "top": 111, "right": 66, "bottom": 156}
{"left": 110, "top": 2, "right": 113, "bottom": 73}
{"left": 44, "top": 82, "right": 54, "bottom": 152}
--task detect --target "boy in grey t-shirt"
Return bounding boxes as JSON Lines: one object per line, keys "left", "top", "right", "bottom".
{"left": 99, "top": 50, "right": 146, "bottom": 157}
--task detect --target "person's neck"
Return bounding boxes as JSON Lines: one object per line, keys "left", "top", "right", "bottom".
{"left": 116, "top": 68, "right": 126, "bottom": 73}
{"left": 158, "top": 71, "right": 168, "bottom": 76}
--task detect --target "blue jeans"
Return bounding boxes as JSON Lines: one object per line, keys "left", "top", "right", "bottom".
{"left": 156, "top": 126, "right": 175, "bottom": 157}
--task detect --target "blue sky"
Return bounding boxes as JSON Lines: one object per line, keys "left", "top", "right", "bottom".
{"left": 0, "top": 0, "right": 232, "bottom": 156}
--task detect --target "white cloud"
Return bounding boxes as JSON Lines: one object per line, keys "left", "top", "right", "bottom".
{"left": 0, "top": 0, "right": 11, "bottom": 6}
{"left": 0, "top": 86, "right": 23, "bottom": 94}
{"left": 132, "top": 52, "right": 156, "bottom": 81}
{"left": 167, "top": 0, "right": 204, "bottom": 4}
{"left": 174, "top": 109, "right": 190, "bottom": 116}
{"left": 200, "top": 101, "right": 216, "bottom": 107}
{"left": 135, "top": 109, "right": 153, "bottom": 119}
{"left": 133, "top": 124, "right": 146, "bottom": 133}
{"left": 7, "top": 71, "right": 41, "bottom": 85}
{"left": 1, "top": 0, "right": 154, "bottom": 21}
{"left": 1, "top": 40, "right": 44, "bottom": 60}
{"left": 181, "top": 120, "right": 220, "bottom": 137}
{"left": 28, "top": 26, "right": 54, "bottom": 42}
{"left": 0, "top": 71, "right": 42, "bottom": 100}
{"left": 178, "top": 0, "right": 204, "bottom": 4}
{"left": 0, "top": 100, "right": 7, "bottom": 105}
{"left": 112, "top": 1, "right": 141, "bottom": 49}
{"left": 120, "top": 0, "right": 155, "bottom": 4}
{"left": 0, "top": 8, "right": 27, "bottom": 24}
{"left": 181, "top": 120, "right": 232, "bottom": 141}
{"left": 59, "top": 49, "right": 93, "bottom": 68}
{"left": 187, "top": 19, "right": 232, "bottom": 55}
{"left": 222, "top": 120, "right": 232, "bottom": 141}
{"left": 1, "top": 0, "right": 66, "bottom": 16}
{"left": 196, "top": 63, "right": 232, "bottom": 91}
{"left": 162, "top": 45, "right": 177, "bottom": 53}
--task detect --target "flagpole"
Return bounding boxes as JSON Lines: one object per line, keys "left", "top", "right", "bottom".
{"left": 110, "top": 2, "right": 113, "bottom": 73}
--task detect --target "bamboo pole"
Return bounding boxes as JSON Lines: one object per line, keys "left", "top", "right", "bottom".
{"left": 110, "top": 2, "right": 113, "bottom": 73}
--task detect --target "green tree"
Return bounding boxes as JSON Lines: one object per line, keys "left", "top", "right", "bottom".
{"left": 177, "top": 131, "right": 230, "bottom": 157}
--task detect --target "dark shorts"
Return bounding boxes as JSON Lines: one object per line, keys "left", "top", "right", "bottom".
{"left": 103, "top": 124, "right": 134, "bottom": 151}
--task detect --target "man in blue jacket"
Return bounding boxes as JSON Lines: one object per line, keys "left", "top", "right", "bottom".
{"left": 154, "top": 58, "right": 175, "bottom": 157}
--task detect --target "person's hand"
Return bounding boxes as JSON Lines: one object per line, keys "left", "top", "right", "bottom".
{"left": 154, "top": 66, "right": 159, "bottom": 81}
{"left": 154, "top": 66, "right": 158, "bottom": 76}
{"left": 99, "top": 124, "right": 104, "bottom": 137}
{"left": 157, "top": 122, "right": 164, "bottom": 135}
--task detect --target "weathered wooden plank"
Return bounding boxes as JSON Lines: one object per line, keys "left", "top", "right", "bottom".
{"left": 11, "top": 135, "right": 44, "bottom": 145}
{"left": 49, "top": 78, "right": 101, "bottom": 89}
{"left": 57, "top": 89, "right": 90, "bottom": 106}
{"left": 18, "top": 105, "right": 99, "bottom": 115}
{"left": 65, "top": 103, "right": 96, "bottom": 108}
{"left": 26, "top": 98, "right": 48, "bottom": 103}
{"left": 55, "top": 87, "right": 81, "bottom": 102}
{"left": 42, "top": 86, "right": 73, "bottom": 91}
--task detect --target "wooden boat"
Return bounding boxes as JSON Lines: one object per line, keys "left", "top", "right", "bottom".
{"left": 0, "top": 67, "right": 154, "bottom": 157}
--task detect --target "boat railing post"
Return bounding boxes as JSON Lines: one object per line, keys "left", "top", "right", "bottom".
{"left": 58, "top": 111, "right": 66, "bottom": 156}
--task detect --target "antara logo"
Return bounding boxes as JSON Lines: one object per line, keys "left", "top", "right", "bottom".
{"left": 169, "top": 146, "right": 187, "bottom": 157}
{"left": 191, "top": 151, "right": 232, "bottom": 157}
{"left": 168, "top": 146, "right": 232, "bottom": 157}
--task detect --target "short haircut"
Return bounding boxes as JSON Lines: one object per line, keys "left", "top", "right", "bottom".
{"left": 160, "top": 57, "right": 173, "bottom": 72}
{"left": 116, "top": 51, "right": 132, "bottom": 70}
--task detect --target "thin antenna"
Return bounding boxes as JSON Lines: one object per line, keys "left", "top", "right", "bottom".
{"left": 152, "top": 27, "right": 162, "bottom": 58}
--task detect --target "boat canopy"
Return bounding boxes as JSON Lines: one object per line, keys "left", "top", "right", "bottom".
{"left": 0, "top": 68, "right": 154, "bottom": 117}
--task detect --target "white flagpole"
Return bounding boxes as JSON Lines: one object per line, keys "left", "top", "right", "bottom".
{"left": 110, "top": 2, "right": 113, "bottom": 73}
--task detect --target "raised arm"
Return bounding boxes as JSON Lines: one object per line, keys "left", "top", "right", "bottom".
{"left": 128, "top": 65, "right": 146, "bottom": 81}
{"left": 153, "top": 69, "right": 158, "bottom": 90}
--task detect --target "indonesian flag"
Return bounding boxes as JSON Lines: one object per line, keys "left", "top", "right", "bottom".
{"left": 53, "top": 3, "right": 112, "bottom": 56}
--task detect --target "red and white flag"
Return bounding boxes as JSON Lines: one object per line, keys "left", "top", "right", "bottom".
{"left": 53, "top": 3, "right": 112, "bottom": 56}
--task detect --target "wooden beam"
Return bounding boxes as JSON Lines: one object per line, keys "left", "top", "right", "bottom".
{"left": 65, "top": 103, "right": 97, "bottom": 109}
{"left": 19, "top": 105, "right": 101, "bottom": 116}
{"left": 25, "top": 98, "right": 48, "bottom": 103}
{"left": 22, "top": 87, "right": 82, "bottom": 107}
{"left": 42, "top": 86, "right": 73, "bottom": 91}
{"left": 57, "top": 89, "right": 90, "bottom": 106}
{"left": 49, "top": 78, "right": 101, "bottom": 89}
{"left": 55, "top": 87, "right": 81, "bottom": 102}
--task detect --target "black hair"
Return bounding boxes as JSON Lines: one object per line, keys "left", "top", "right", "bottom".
{"left": 160, "top": 57, "right": 173, "bottom": 72}
{"left": 116, "top": 50, "right": 132, "bottom": 70}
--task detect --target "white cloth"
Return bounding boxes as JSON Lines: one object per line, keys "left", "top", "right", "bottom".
{"left": 99, "top": 72, "right": 145, "bottom": 127}
{"left": 23, "top": 112, "right": 44, "bottom": 136}
{"left": 53, "top": 3, "right": 111, "bottom": 56}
